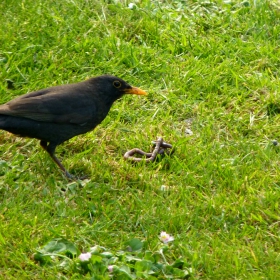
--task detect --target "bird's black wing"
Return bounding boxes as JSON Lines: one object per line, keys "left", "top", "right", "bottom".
{"left": 0, "top": 83, "right": 97, "bottom": 125}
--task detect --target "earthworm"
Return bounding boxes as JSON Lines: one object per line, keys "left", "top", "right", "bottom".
{"left": 124, "top": 137, "right": 174, "bottom": 162}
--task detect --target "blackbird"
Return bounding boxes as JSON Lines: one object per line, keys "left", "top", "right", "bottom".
{"left": 0, "top": 75, "right": 147, "bottom": 178}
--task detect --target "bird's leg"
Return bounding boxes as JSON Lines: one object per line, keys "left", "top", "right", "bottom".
{"left": 40, "top": 140, "right": 73, "bottom": 179}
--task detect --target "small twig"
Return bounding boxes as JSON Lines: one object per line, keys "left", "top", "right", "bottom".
{"left": 124, "top": 137, "right": 174, "bottom": 162}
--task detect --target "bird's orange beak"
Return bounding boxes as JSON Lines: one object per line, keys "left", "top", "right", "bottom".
{"left": 124, "top": 87, "right": 147, "bottom": 96}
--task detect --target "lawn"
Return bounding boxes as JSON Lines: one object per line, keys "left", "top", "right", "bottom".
{"left": 0, "top": 0, "right": 280, "bottom": 279}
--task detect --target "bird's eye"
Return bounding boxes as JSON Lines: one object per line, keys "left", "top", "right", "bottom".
{"left": 113, "top": 80, "right": 122, "bottom": 88}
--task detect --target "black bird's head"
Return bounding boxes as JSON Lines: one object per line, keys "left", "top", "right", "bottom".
{"left": 88, "top": 75, "right": 147, "bottom": 104}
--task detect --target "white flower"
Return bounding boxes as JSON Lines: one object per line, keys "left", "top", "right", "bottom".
{"left": 160, "top": 231, "right": 174, "bottom": 243}
{"left": 160, "top": 185, "right": 168, "bottom": 191}
{"left": 128, "top": 3, "right": 137, "bottom": 9}
{"left": 79, "top": 252, "right": 92, "bottom": 261}
{"left": 108, "top": 265, "right": 114, "bottom": 273}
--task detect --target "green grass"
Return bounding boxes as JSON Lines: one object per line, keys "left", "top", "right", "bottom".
{"left": 1, "top": 0, "right": 280, "bottom": 278}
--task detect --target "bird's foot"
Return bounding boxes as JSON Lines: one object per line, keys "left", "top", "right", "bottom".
{"left": 65, "top": 170, "right": 89, "bottom": 181}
